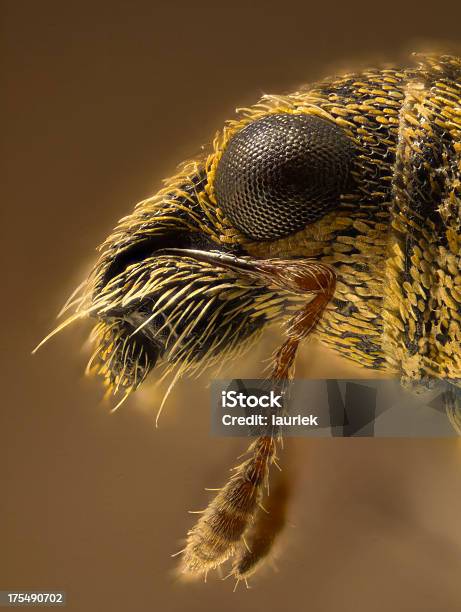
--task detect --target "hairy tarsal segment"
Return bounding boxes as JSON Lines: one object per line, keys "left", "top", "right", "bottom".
{"left": 181, "top": 437, "right": 276, "bottom": 576}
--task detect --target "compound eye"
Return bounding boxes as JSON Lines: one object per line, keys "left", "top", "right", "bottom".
{"left": 213, "top": 113, "right": 355, "bottom": 241}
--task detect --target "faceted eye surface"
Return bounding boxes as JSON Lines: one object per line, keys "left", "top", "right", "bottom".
{"left": 213, "top": 113, "right": 355, "bottom": 241}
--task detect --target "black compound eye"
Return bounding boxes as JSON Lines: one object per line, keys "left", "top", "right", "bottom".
{"left": 213, "top": 113, "right": 355, "bottom": 241}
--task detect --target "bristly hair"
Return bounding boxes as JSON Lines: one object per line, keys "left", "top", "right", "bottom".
{"left": 34, "top": 248, "right": 306, "bottom": 412}
{"left": 84, "top": 253, "right": 304, "bottom": 401}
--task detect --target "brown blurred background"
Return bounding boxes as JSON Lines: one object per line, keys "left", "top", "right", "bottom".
{"left": 2, "top": 1, "right": 461, "bottom": 610}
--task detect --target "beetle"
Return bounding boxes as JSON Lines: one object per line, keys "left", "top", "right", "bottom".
{"left": 35, "top": 53, "right": 461, "bottom": 585}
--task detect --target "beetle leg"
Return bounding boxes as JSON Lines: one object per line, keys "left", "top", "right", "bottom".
{"left": 179, "top": 259, "right": 335, "bottom": 579}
